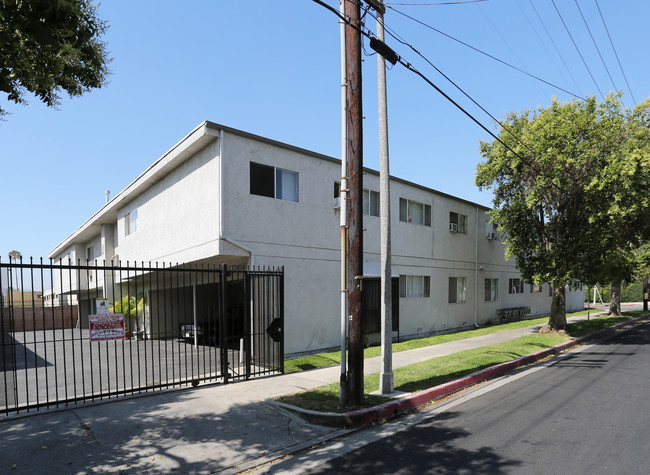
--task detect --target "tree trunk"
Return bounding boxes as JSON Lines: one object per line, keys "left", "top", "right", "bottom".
{"left": 549, "top": 286, "right": 567, "bottom": 330}
{"left": 608, "top": 280, "right": 622, "bottom": 316}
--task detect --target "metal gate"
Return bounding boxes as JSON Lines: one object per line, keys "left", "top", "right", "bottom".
{"left": 0, "top": 259, "right": 283, "bottom": 416}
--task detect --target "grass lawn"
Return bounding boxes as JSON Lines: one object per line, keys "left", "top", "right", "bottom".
{"left": 276, "top": 311, "right": 644, "bottom": 413}
{"left": 284, "top": 308, "right": 614, "bottom": 374}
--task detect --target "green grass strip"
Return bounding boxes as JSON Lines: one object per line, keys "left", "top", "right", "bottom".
{"left": 277, "top": 311, "right": 644, "bottom": 413}
{"left": 284, "top": 309, "right": 609, "bottom": 374}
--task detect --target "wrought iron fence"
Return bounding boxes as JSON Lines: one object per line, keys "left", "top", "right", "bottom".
{"left": 0, "top": 258, "right": 283, "bottom": 415}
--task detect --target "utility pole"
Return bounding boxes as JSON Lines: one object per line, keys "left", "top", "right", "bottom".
{"left": 338, "top": 0, "right": 348, "bottom": 406}
{"left": 371, "top": 0, "right": 394, "bottom": 395}
{"left": 345, "top": 0, "right": 364, "bottom": 406}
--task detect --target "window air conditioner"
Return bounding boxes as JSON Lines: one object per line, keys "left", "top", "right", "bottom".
{"left": 333, "top": 197, "right": 340, "bottom": 209}
{"left": 486, "top": 232, "right": 496, "bottom": 240}
{"left": 449, "top": 223, "right": 458, "bottom": 232}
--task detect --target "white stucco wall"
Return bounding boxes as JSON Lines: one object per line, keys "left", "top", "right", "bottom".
{"left": 49, "top": 123, "right": 586, "bottom": 355}
{"left": 114, "top": 140, "right": 221, "bottom": 264}
{"left": 216, "top": 129, "right": 584, "bottom": 354}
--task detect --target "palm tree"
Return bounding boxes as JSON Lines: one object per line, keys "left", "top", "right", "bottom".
{"left": 8, "top": 250, "right": 22, "bottom": 292}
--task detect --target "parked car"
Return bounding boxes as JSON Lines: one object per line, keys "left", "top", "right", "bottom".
{"left": 180, "top": 323, "right": 204, "bottom": 343}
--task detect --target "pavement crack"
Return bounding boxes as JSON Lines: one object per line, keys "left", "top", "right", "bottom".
{"left": 72, "top": 410, "right": 103, "bottom": 452}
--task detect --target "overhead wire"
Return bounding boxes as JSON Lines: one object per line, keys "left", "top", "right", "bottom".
{"left": 476, "top": 2, "right": 549, "bottom": 99}
{"left": 550, "top": 0, "right": 604, "bottom": 100}
{"left": 386, "top": 1, "right": 487, "bottom": 4}
{"left": 573, "top": 0, "right": 619, "bottom": 100}
{"left": 363, "top": 5, "right": 537, "bottom": 156}
{"left": 515, "top": 0, "right": 573, "bottom": 96}
{"left": 386, "top": 4, "right": 585, "bottom": 99}
{"left": 594, "top": 0, "right": 637, "bottom": 104}
{"left": 526, "top": 0, "right": 583, "bottom": 98}
{"left": 310, "top": 0, "right": 532, "bottom": 163}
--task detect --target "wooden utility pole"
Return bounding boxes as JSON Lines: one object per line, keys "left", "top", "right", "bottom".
{"left": 345, "top": 0, "right": 364, "bottom": 405}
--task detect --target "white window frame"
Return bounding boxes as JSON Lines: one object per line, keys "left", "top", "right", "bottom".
{"left": 335, "top": 183, "right": 379, "bottom": 216}
{"left": 250, "top": 162, "right": 299, "bottom": 202}
{"left": 124, "top": 209, "right": 137, "bottom": 236}
{"left": 363, "top": 189, "right": 380, "bottom": 217}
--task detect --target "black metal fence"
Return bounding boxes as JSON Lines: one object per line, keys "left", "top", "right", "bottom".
{"left": 0, "top": 258, "right": 284, "bottom": 415}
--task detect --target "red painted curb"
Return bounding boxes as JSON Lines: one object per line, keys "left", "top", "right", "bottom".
{"left": 341, "top": 313, "right": 650, "bottom": 428}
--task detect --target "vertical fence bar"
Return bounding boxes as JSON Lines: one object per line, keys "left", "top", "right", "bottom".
{"left": 277, "top": 266, "right": 285, "bottom": 373}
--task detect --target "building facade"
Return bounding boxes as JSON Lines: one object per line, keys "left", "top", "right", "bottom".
{"left": 49, "top": 122, "right": 585, "bottom": 355}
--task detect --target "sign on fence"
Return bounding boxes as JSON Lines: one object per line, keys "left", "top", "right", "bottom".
{"left": 89, "top": 314, "right": 125, "bottom": 341}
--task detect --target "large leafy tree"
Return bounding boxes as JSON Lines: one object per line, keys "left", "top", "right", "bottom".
{"left": 584, "top": 99, "right": 650, "bottom": 315}
{"left": 0, "top": 0, "right": 110, "bottom": 117}
{"left": 476, "top": 94, "right": 649, "bottom": 330}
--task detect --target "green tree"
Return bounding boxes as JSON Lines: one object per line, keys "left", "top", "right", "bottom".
{"left": 476, "top": 94, "right": 648, "bottom": 330}
{"left": 0, "top": 0, "right": 110, "bottom": 117}
{"left": 583, "top": 98, "right": 650, "bottom": 315}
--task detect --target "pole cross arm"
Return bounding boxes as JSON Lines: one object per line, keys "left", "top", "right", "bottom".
{"left": 365, "top": 0, "right": 386, "bottom": 14}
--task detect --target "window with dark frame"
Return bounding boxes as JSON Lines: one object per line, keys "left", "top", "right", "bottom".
{"left": 399, "top": 198, "right": 431, "bottom": 226}
{"left": 448, "top": 276, "right": 467, "bottom": 303}
{"left": 449, "top": 211, "right": 467, "bottom": 233}
{"left": 509, "top": 278, "right": 524, "bottom": 294}
{"left": 399, "top": 275, "right": 431, "bottom": 298}
{"left": 485, "top": 278, "right": 498, "bottom": 301}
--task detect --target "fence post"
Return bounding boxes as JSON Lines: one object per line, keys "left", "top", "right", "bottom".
{"left": 219, "top": 264, "right": 229, "bottom": 383}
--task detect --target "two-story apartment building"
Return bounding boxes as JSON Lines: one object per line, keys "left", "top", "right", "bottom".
{"left": 48, "top": 121, "right": 584, "bottom": 355}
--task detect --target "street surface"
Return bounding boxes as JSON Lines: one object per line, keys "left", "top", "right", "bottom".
{"left": 275, "top": 320, "right": 650, "bottom": 474}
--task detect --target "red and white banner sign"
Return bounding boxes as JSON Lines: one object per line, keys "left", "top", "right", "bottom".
{"left": 89, "top": 314, "right": 126, "bottom": 341}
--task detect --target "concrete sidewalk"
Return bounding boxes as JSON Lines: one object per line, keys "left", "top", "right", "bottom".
{"left": 0, "top": 310, "right": 631, "bottom": 474}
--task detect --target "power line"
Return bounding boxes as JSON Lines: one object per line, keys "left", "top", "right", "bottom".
{"left": 573, "top": 0, "right": 619, "bottom": 98}
{"left": 363, "top": 6, "right": 536, "bottom": 155}
{"left": 594, "top": 0, "right": 637, "bottom": 104}
{"left": 477, "top": 2, "right": 548, "bottom": 99}
{"left": 386, "top": 4, "right": 585, "bottom": 99}
{"left": 515, "top": 0, "right": 573, "bottom": 94}
{"left": 526, "top": 0, "right": 584, "bottom": 98}
{"left": 386, "top": 1, "right": 487, "bottom": 4}
{"left": 310, "top": 0, "right": 530, "bottom": 163}
{"left": 550, "top": 0, "right": 604, "bottom": 100}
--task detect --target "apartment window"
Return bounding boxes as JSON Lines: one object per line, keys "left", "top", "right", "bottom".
{"left": 549, "top": 284, "right": 553, "bottom": 297}
{"left": 399, "top": 198, "right": 431, "bottom": 226}
{"left": 485, "top": 278, "right": 498, "bottom": 302}
{"left": 509, "top": 278, "right": 524, "bottom": 294}
{"left": 363, "top": 189, "right": 380, "bottom": 217}
{"left": 449, "top": 211, "right": 467, "bottom": 233}
{"left": 530, "top": 283, "right": 543, "bottom": 293}
{"left": 399, "top": 275, "right": 431, "bottom": 298}
{"left": 335, "top": 183, "right": 380, "bottom": 216}
{"left": 124, "top": 210, "right": 137, "bottom": 236}
{"left": 86, "top": 245, "right": 97, "bottom": 263}
{"left": 250, "top": 162, "right": 299, "bottom": 202}
{"left": 448, "top": 277, "right": 467, "bottom": 304}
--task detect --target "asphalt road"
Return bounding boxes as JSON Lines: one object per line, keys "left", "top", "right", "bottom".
{"left": 299, "top": 320, "right": 650, "bottom": 475}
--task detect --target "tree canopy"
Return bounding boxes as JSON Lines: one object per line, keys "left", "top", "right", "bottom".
{"left": 476, "top": 94, "right": 650, "bottom": 329}
{"left": 0, "top": 0, "right": 110, "bottom": 117}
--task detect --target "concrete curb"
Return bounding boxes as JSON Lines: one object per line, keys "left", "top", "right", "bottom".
{"left": 274, "top": 313, "right": 650, "bottom": 429}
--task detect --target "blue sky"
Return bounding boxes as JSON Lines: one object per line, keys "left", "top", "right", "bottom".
{"left": 1, "top": 0, "right": 648, "bottom": 262}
